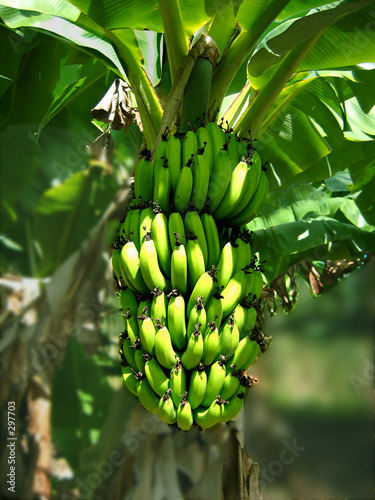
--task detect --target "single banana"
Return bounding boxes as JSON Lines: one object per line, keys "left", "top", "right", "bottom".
{"left": 216, "top": 241, "right": 237, "bottom": 289}
{"left": 184, "top": 209, "right": 208, "bottom": 267}
{"left": 166, "top": 134, "right": 181, "bottom": 191}
{"left": 231, "top": 335, "right": 259, "bottom": 371}
{"left": 220, "top": 371, "right": 240, "bottom": 401}
{"left": 213, "top": 159, "right": 250, "bottom": 220}
{"left": 121, "top": 365, "right": 139, "bottom": 396}
{"left": 119, "top": 287, "right": 138, "bottom": 318}
{"left": 151, "top": 211, "right": 172, "bottom": 278}
{"left": 134, "top": 152, "right": 153, "bottom": 201}
{"left": 174, "top": 157, "right": 194, "bottom": 214}
{"left": 140, "top": 233, "right": 171, "bottom": 293}
{"left": 233, "top": 234, "right": 252, "bottom": 275}
{"left": 153, "top": 136, "right": 168, "bottom": 183}
{"left": 138, "top": 312, "right": 156, "bottom": 356}
{"left": 137, "top": 300, "right": 150, "bottom": 329}
{"left": 202, "top": 320, "right": 220, "bottom": 365}
{"left": 171, "top": 233, "right": 188, "bottom": 297}
{"left": 121, "top": 335, "right": 138, "bottom": 371}
{"left": 139, "top": 206, "right": 156, "bottom": 247}
{"left": 150, "top": 287, "right": 168, "bottom": 326}
{"left": 154, "top": 320, "right": 179, "bottom": 369}
{"left": 157, "top": 389, "right": 177, "bottom": 424}
{"left": 227, "top": 151, "right": 262, "bottom": 218}
{"left": 205, "top": 288, "right": 224, "bottom": 327}
{"left": 206, "top": 122, "right": 226, "bottom": 159}
{"left": 194, "top": 396, "right": 227, "bottom": 429}
{"left": 181, "top": 324, "right": 204, "bottom": 370}
{"left": 137, "top": 376, "right": 160, "bottom": 415}
{"left": 224, "top": 170, "right": 269, "bottom": 227}
{"left": 120, "top": 241, "right": 149, "bottom": 294}
{"left": 123, "top": 210, "right": 133, "bottom": 238}
{"left": 201, "top": 213, "right": 221, "bottom": 269}
{"left": 215, "top": 315, "right": 239, "bottom": 360}
{"left": 219, "top": 388, "right": 245, "bottom": 423}
{"left": 232, "top": 303, "right": 247, "bottom": 333}
{"left": 134, "top": 347, "right": 147, "bottom": 373}
{"left": 144, "top": 356, "right": 170, "bottom": 396}
{"left": 186, "top": 231, "right": 206, "bottom": 292}
{"left": 201, "top": 358, "right": 226, "bottom": 407}
{"left": 170, "top": 359, "right": 187, "bottom": 407}
{"left": 181, "top": 130, "right": 198, "bottom": 167}
{"left": 206, "top": 146, "right": 232, "bottom": 212}
{"left": 186, "top": 267, "right": 218, "bottom": 317}
{"left": 196, "top": 125, "right": 213, "bottom": 173}
{"left": 112, "top": 248, "right": 122, "bottom": 281}
{"left": 221, "top": 269, "right": 248, "bottom": 318}
{"left": 187, "top": 296, "right": 207, "bottom": 340}
{"left": 177, "top": 397, "right": 194, "bottom": 431}
{"left": 225, "top": 132, "right": 240, "bottom": 171}
{"left": 191, "top": 153, "right": 210, "bottom": 212}
{"left": 124, "top": 308, "right": 139, "bottom": 343}
{"left": 188, "top": 362, "right": 207, "bottom": 409}
{"left": 168, "top": 211, "right": 186, "bottom": 248}
{"left": 129, "top": 208, "right": 142, "bottom": 251}
{"left": 167, "top": 290, "right": 187, "bottom": 350}
{"left": 239, "top": 306, "right": 257, "bottom": 339}
{"left": 154, "top": 158, "right": 172, "bottom": 216}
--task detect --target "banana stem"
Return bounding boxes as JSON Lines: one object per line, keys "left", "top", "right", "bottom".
{"left": 106, "top": 30, "right": 163, "bottom": 149}
{"left": 209, "top": 0, "right": 291, "bottom": 118}
{"left": 158, "top": 0, "right": 189, "bottom": 82}
{"left": 234, "top": 32, "right": 322, "bottom": 138}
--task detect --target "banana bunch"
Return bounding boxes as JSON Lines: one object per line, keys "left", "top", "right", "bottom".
{"left": 113, "top": 122, "right": 269, "bottom": 430}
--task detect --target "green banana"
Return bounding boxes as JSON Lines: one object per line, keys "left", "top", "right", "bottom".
{"left": 232, "top": 303, "right": 247, "bottom": 333}
{"left": 154, "top": 158, "right": 172, "bottom": 216}
{"left": 181, "top": 324, "right": 204, "bottom": 370}
{"left": 251, "top": 270, "right": 264, "bottom": 300}
{"left": 188, "top": 362, "right": 207, "bottom": 409}
{"left": 221, "top": 270, "right": 248, "bottom": 318}
{"left": 167, "top": 290, "right": 187, "bottom": 350}
{"left": 206, "top": 146, "right": 231, "bottom": 212}
{"left": 139, "top": 206, "right": 156, "bottom": 247}
{"left": 124, "top": 308, "right": 139, "bottom": 343}
{"left": 215, "top": 315, "right": 240, "bottom": 360}
{"left": 219, "top": 389, "right": 245, "bottom": 423}
{"left": 129, "top": 208, "right": 142, "bottom": 251}
{"left": 120, "top": 241, "right": 149, "bottom": 294}
{"left": 205, "top": 288, "right": 224, "bottom": 327}
{"left": 121, "top": 335, "right": 138, "bottom": 371}
{"left": 157, "top": 389, "right": 177, "bottom": 424}
{"left": 150, "top": 287, "right": 168, "bottom": 326}
{"left": 240, "top": 307, "right": 257, "bottom": 339}
{"left": 171, "top": 234, "right": 188, "bottom": 296}
{"left": 186, "top": 267, "right": 218, "bottom": 317}
{"left": 144, "top": 356, "right": 170, "bottom": 396}
{"left": 213, "top": 159, "right": 250, "bottom": 219}
{"left": 181, "top": 130, "right": 198, "bottom": 167}
{"left": 137, "top": 300, "right": 150, "bottom": 329}
{"left": 184, "top": 209, "right": 208, "bottom": 267}
{"left": 191, "top": 153, "right": 210, "bottom": 212}
{"left": 233, "top": 234, "right": 252, "bottom": 275}
{"left": 186, "top": 231, "right": 206, "bottom": 292}
{"left": 121, "top": 365, "right": 139, "bottom": 396}
{"left": 154, "top": 320, "right": 179, "bottom": 369}
{"left": 220, "top": 371, "right": 240, "bottom": 401}
{"left": 151, "top": 211, "right": 172, "bottom": 278}
{"left": 140, "top": 233, "right": 171, "bottom": 293}
{"left": 196, "top": 125, "right": 213, "bottom": 173}
{"left": 194, "top": 396, "right": 226, "bottom": 429}
{"left": 224, "top": 170, "right": 269, "bottom": 227}
{"left": 231, "top": 335, "right": 259, "bottom": 371}
{"left": 206, "top": 122, "right": 226, "bottom": 158}
{"left": 123, "top": 210, "right": 132, "bottom": 238}
{"left": 119, "top": 288, "right": 138, "bottom": 318}
{"left": 201, "top": 213, "right": 221, "bottom": 269}
{"left": 201, "top": 358, "right": 226, "bottom": 407}
{"left": 170, "top": 359, "right": 187, "bottom": 407}
{"left": 138, "top": 313, "right": 156, "bottom": 356}
{"left": 134, "top": 347, "right": 147, "bottom": 373}
{"left": 168, "top": 211, "right": 186, "bottom": 248}
{"left": 177, "top": 397, "right": 194, "bottom": 431}
{"left": 166, "top": 134, "right": 181, "bottom": 191}
{"left": 187, "top": 296, "right": 207, "bottom": 340}
{"left": 225, "top": 132, "right": 239, "bottom": 171}
{"left": 216, "top": 241, "right": 236, "bottom": 288}
{"left": 227, "top": 151, "right": 262, "bottom": 218}
{"left": 174, "top": 157, "right": 193, "bottom": 214}
{"left": 134, "top": 152, "right": 153, "bottom": 201}
{"left": 137, "top": 377, "right": 160, "bottom": 415}
{"left": 112, "top": 248, "right": 122, "bottom": 281}
{"left": 153, "top": 136, "right": 168, "bottom": 183}
{"left": 201, "top": 321, "right": 219, "bottom": 365}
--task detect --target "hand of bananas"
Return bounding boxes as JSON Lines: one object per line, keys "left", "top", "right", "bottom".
{"left": 113, "top": 122, "right": 269, "bottom": 430}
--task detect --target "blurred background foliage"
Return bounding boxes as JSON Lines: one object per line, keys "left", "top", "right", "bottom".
{"left": 0, "top": 1, "right": 374, "bottom": 499}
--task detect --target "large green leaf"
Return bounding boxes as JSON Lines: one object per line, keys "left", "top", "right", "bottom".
{"left": 248, "top": 1, "right": 374, "bottom": 89}
{"left": 0, "top": 0, "right": 80, "bottom": 20}
{"left": 34, "top": 166, "right": 116, "bottom": 275}
{"left": 248, "top": 197, "right": 375, "bottom": 281}
{"left": 51, "top": 338, "right": 114, "bottom": 470}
